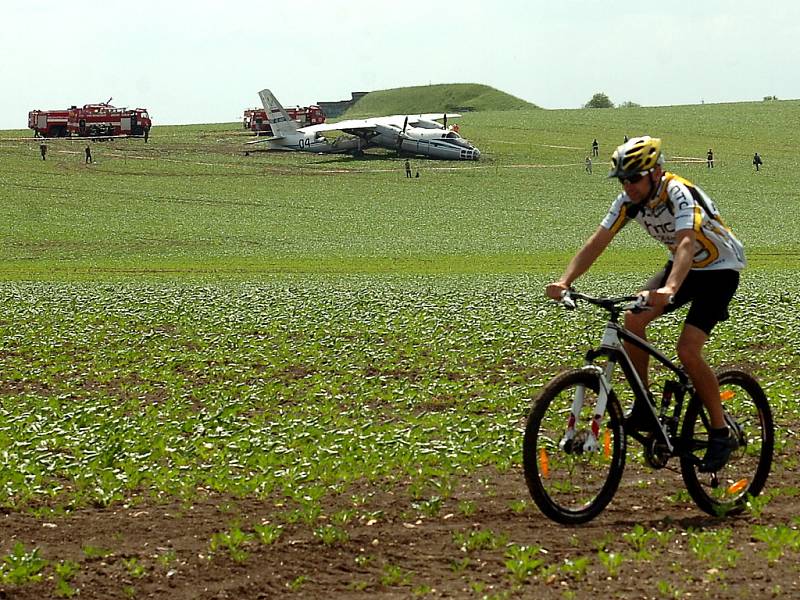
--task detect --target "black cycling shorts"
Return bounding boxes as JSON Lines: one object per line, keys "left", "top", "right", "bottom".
{"left": 643, "top": 263, "right": 740, "bottom": 336}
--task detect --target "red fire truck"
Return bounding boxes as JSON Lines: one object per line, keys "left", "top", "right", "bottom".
{"left": 243, "top": 104, "right": 325, "bottom": 135}
{"left": 67, "top": 102, "right": 151, "bottom": 138}
{"left": 28, "top": 101, "right": 152, "bottom": 139}
{"left": 28, "top": 109, "right": 71, "bottom": 137}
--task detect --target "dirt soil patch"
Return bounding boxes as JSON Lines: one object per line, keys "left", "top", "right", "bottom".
{"left": 1, "top": 457, "right": 798, "bottom": 599}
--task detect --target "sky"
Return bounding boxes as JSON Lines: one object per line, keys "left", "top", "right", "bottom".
{"left": 2, "top": 0, "right": 799, "bottom": 129}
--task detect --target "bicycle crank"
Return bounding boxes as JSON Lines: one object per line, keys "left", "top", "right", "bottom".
{"left": 643, "top": 434, "right": 670, "bottom": 469}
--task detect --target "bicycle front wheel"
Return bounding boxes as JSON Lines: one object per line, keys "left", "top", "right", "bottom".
{"left": 680, "top": 368, "right": 774, "bottom": 517}
{"left": 523, "top": 368, "right": 626, "bottom": 524}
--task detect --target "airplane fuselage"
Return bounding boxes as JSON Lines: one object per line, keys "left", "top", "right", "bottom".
{"left": 264, "top": 136, "right": 332, "bottom": 152}
{"left": 265, "top": 132, "right": 361, "bottom": 154}
{"left": 355, "top": 124, "right": 481, "bottom": 160}
{"left": 399, "top": 135, "right": 480, "bottom": 160}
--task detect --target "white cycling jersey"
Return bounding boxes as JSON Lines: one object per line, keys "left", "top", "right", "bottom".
{"left": 600, "top": 172, "right": 746, "bottom": 270}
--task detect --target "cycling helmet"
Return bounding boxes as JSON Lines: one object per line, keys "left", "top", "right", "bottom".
{"left": 608, "top": 136, "right": 664, "bottom": 179}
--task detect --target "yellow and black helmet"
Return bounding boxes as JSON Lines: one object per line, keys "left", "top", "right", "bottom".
{"left": 608, "top": 136, "right": 664, "bottom": 179}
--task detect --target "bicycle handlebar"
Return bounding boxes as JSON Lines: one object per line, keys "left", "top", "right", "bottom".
{"left": 559, "top": 289, "right": 648, "bottom": 313}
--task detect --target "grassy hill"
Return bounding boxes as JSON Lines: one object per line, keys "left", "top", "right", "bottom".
{"left": 341, "top": 83, "right": 536, "bottom": 118}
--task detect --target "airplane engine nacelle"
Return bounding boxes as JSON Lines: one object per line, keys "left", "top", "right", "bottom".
{"left": 412, "top": 128, "right": 448, "bottom": 140}
{"left": 373, "top": 123, "right": 401, "bottom": 136}
{"left": 413, "top": 119, "right": 445, "bottom": 130}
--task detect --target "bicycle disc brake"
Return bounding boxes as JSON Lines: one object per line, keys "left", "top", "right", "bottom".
{"left": 563, "top": 429, "right": 589, "bottom": 454}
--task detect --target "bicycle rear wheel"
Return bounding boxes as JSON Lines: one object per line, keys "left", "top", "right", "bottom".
{"left": 523, "top": 368, "right": 626, "bottom": 524}
{"left": 680, "top": 368, "right": 774, "bottom": 516}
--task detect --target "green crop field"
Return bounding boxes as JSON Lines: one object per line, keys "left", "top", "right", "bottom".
{"left": 1, "top": 98, "right": 799, "bottom": 598}
{"left": 2, "top": 99, "right": 798, "bottom": 278}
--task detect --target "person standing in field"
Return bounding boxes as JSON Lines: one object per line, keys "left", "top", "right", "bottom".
{"left": 546, "top": 136, "right": 746, "bottom": 472}
{"left": 405, "top": 159, "right": 412, "bottom": 178}
{"left": 707, "top": 148, "right": 714, "bottom": 168}
{"left": 85, "top": 145, "right": 92, "bottom": 164}
{"left": 592, "top": 138, "right": 599, "bottom": 157}
{"left": 753, "top": 152, "right": 763, "bottom": 171}
{"left": 40, "top": 143, "right": 47, "bottom": 160}
{"left": 585, "top": 156, "right": 593, "bottom": 174}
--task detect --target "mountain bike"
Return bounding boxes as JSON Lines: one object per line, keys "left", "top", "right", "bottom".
{"left": 523, "top": 290, "right": 774, "bottom": 524}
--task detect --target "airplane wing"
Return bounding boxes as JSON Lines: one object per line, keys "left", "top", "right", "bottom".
{"left": 302, "top": 119, "right": 379, "bottom": 133}
{"left": 301, "top": 113, "right": 462, "bottom": 133}
{"left": 414, "top": 113, "right": 461, "bottom": 122}
{"left": 380, "top": 113, "right": 462, "bottom": 125}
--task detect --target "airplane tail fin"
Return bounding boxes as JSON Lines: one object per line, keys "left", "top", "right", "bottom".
{"left": 258, "top": 89, "right": 298, "bottom": 138}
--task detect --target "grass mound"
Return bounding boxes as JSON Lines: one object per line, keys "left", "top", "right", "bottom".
{"left": 342, "top": 83, "right": 536, "bottom": 118}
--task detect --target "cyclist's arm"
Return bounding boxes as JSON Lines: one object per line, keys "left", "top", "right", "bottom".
{"left": 546, "top": 226, "right": 614, "bottom": 299}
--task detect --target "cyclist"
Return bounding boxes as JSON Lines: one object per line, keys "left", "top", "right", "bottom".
{"left": 545, "top": 136, "right": 746, "bottom": 472}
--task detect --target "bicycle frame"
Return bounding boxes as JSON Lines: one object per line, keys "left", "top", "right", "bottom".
{"left": 562, "top": 309, "right": 693, "bottom": 455}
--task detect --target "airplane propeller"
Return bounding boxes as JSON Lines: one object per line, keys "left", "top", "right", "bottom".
{"left": 396, "top": 116, "right": 409, "bottom": 154}
{"left": 443, "top": 114, "right": 447, "bottom": 129}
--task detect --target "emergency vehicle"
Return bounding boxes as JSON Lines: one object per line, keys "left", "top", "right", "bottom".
{"left": 67, "top": 102, "right": 151, "bottom": 138}
{"left": 243, "top": 104, "right": 325, "bottom": 135}
{"left": 28, "top": 109, "right": 70, "bottom": 137}
{"left": 28, "top": 101, "right": 152, "bottom": 138}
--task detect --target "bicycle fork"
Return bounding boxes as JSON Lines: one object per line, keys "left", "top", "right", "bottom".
{"left": 559, "top": 363, "right": 615, "bottom": 454}
{"left": 561, "top": 322, "right": 625, "bottom": 453}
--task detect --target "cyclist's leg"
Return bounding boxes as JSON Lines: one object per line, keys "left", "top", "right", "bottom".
{"left": 624, "top": 264, "right": 670, "bottom": 385}
{"left": 624, "top": 306, "right": 664, "bottom": 385}
{"left": 681, "top": 323, "right": 737, "bottom": 472}
{"left": 624, "top": 306, "right": 665, "bottom": 432}
{"left": 677, "top": 324, "right": 725, "bottom": 429}
{"left": 678, "top": 269, "right": 740, "bottom": 429}
{"left": 677, "top": 269, "right": 740, "bottom": 471}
